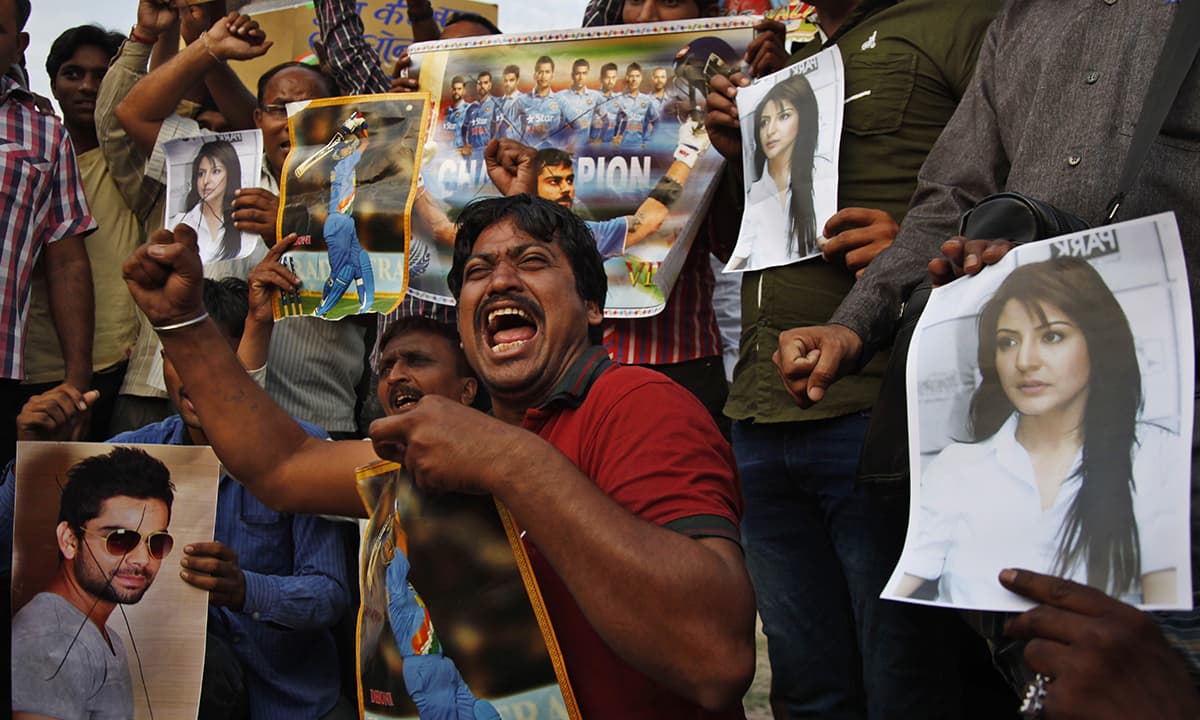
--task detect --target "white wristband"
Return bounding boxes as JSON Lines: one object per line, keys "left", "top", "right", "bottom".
{"left": 674, "top": 143, "right": 701, "bottom": 168}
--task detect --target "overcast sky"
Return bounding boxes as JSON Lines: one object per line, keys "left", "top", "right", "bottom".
{"left": 24, "top": 1, "right": 589, "bottom": 103}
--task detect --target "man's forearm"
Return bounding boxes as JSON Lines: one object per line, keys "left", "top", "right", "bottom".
{"left": 241, "top": 568, "right": 350, "bottom": 630}
{"left": 44, "top": 236, "right": 94, "bottom": 389}
{"left": 156, "top": 320, "right": 373, "bottom": 516}
{"left": 204, "top": 61, "right": 258, "bottom": 131}
{"left": 116, "top": 39, "right": 222, "bottom": 155}
{"left": 97, "top": 39, "right": 163, "bottom": 221}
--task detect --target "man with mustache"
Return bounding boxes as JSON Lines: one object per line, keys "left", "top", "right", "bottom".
{"left": 121, "top": 194, "right": 756, "bottom": 718}
{"left": 11, "top": 446, "right": 175, "bottom": 720}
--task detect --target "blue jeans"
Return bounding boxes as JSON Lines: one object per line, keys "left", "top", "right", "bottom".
{"left": 735, "top": 415, "right": 990, "bottom": 720}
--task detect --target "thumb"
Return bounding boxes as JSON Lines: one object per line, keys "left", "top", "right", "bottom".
{"left": 805, "top": 344, "right": 844, "bottom": 403}
{"left": 82, "top": 389, "right": 101, "bottom": 407}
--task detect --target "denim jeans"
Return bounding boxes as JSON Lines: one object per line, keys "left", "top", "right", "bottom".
{"left": 734, "top": 415, "right": 1002, "bottom": 720}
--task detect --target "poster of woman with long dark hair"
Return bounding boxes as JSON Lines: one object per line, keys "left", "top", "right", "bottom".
{"left": 163, "top": 131, "right": 263, "bottom": 264}
{"left": 725, "top": 46, "right": 842, "bottom": 273}
{"left": 884, "top": 213, "right": 1193, "bottom": 611}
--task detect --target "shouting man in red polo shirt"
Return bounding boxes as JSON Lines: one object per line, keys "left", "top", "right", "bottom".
{"left": 120, "top": 195, "right": 756, "bottom": 719}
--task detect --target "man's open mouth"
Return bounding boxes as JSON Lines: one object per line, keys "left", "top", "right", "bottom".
{"left": 389, "top": 384, "right": 424, "bottom": 410}
{"left": 486, "top": 306, "right": 538, "bottom": 354}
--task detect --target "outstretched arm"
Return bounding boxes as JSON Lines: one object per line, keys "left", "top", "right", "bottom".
{"left": 622, "top": 119, "right": 711, "bottom": 246}
{"left": 123, "top": 225, "right": 377, "bottom": 517}
{"left": 96, "top": 0, "right": 183, "bottom": 221}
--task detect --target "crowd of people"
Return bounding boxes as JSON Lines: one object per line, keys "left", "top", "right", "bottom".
{"left": 2, "top": 0, "right": 1199, "bottom": 718}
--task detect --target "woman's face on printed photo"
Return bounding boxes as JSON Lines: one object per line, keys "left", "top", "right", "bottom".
{"left": 197, "top": 156, "right": 228, "bottom": 204}
{"left": 758, "top": 98, "right": 799, "bottom": 162}
{"left": 994, "top": 299, "right": 1091, "bottom": 420}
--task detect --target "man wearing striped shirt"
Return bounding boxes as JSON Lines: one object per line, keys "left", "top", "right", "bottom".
{"left": 0, "top": 0, "right": 96, "bottom": 468}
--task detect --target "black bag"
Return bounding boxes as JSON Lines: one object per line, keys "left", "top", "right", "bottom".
{"left": 856, "top": 193, "right": 1088, "bottom": 485}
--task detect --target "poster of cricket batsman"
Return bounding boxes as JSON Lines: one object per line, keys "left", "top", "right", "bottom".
{"left": 275, "top": 93, "right": 429, "bottom": 321}
{"left": 406, "top": 17, "right": 755, "bottom": 317}
{"left": 355, "top": 461, "right": 579, "bottom": 720}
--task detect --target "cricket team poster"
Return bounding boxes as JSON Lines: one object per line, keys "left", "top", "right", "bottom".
{"left": 406, "top": 17, "right": 756, "bottom": 317}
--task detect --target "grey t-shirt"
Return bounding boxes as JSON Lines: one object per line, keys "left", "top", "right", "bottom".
{"left": 11, "top": 592, "right": 134, "bottom": 719}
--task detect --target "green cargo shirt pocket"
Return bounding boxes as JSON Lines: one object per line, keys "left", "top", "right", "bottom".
{"left": 842, "top": 53, "right": 917, "bottom": 136}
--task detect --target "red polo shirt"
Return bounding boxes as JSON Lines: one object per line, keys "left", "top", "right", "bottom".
{"left": 521, "top": 346, "right": 746, "bottom": 719}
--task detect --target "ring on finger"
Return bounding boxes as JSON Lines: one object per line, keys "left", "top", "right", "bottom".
{"left": 1019, "top": 672, "right": 1052, "bottom": 719}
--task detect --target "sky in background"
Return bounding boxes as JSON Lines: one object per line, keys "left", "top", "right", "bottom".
{"left": 24, "top": 0, "right": 589, "bottom": 105}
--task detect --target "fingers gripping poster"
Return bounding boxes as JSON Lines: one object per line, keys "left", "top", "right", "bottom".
{"left": 405, "top": 18, "right": 755, "bottom": 317}
{"left": 355, "top": 461, "right": 579, "bottom": 720}
{"left": 275, "top": 93, "right": 430, "bottom": 320}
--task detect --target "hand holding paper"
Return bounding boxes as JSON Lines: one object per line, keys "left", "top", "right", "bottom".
{"left": 1001, "top": 568, "right": 1200, "bottom": 719}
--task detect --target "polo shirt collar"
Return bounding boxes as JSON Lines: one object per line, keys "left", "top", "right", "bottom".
{"left": 535, "top": 344, "right": 614, "bottom": 411}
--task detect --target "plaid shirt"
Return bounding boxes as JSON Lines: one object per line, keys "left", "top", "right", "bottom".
{"left": 316, "top": 0, "right": 392, "bottom": 95}
{"left": 0, "top": 75, "right": 96, "bottom": 379}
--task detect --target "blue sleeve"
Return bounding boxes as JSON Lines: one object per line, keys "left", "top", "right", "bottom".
{"left": 586, "top": 217, "right": 628, "bottom": 258}
{"left": 239, "top": 416, "right": 348, "bottom": 629}
{"left": 1, "top": 461, "right": 14, "bottom": 576}
{"left": 614, "top": 104, "right": 628, "bottom": 140}
{"left": 455, "top": 106, "right": 470, "bottom": 149}
{"left": 645, "top": 102, "right": 658, "bottom": 141}
{"left": 240, "top": 512, "right": 352, "bottom": 631}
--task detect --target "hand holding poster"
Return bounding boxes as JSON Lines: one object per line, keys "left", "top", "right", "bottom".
{"left": 355, "top": 461, "right": 578, "bottom": 720}
{"left": 405, "top": 18, "right": 755, "bottom": 316}
{"left": 11, "top": 442, "right": 220, "bottom": 720}
{"left": 275, "top": 94, "right": 429, "bottom": 320}
{"left": 725, "top": 46, "right": 842, "bottom": 273}
{"left": 164, "top": 131, "right": 265, "bottom": 264}
{"left": 883, "top": 213, "right": 1194, "bottom": 612}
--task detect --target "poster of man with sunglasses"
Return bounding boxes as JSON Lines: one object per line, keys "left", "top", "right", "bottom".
{"left": 10, "top": 442, "right": 219, "bottom": 720}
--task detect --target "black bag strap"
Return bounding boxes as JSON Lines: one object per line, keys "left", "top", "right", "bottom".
{"left": 1106, "top": 0, "right": 1200, "bottom": 222}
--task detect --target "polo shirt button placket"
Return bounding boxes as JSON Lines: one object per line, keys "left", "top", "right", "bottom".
{"left": 1086, "top": 71, "right": 1100, "bottom": 84}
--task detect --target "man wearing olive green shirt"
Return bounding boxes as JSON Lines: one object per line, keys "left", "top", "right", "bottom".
{"left": 707, "top": 1, "right": 1001, "bottom": 717}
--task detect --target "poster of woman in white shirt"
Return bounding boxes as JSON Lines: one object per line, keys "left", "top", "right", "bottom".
{"left": 725, "top": 47, "right": 841, "bottom": 273}
{"left": 883, "top": 213, "right": 1193, "bottom": 611}
{"left": 164, "top": 131, "right": 263, "bottom": 264}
